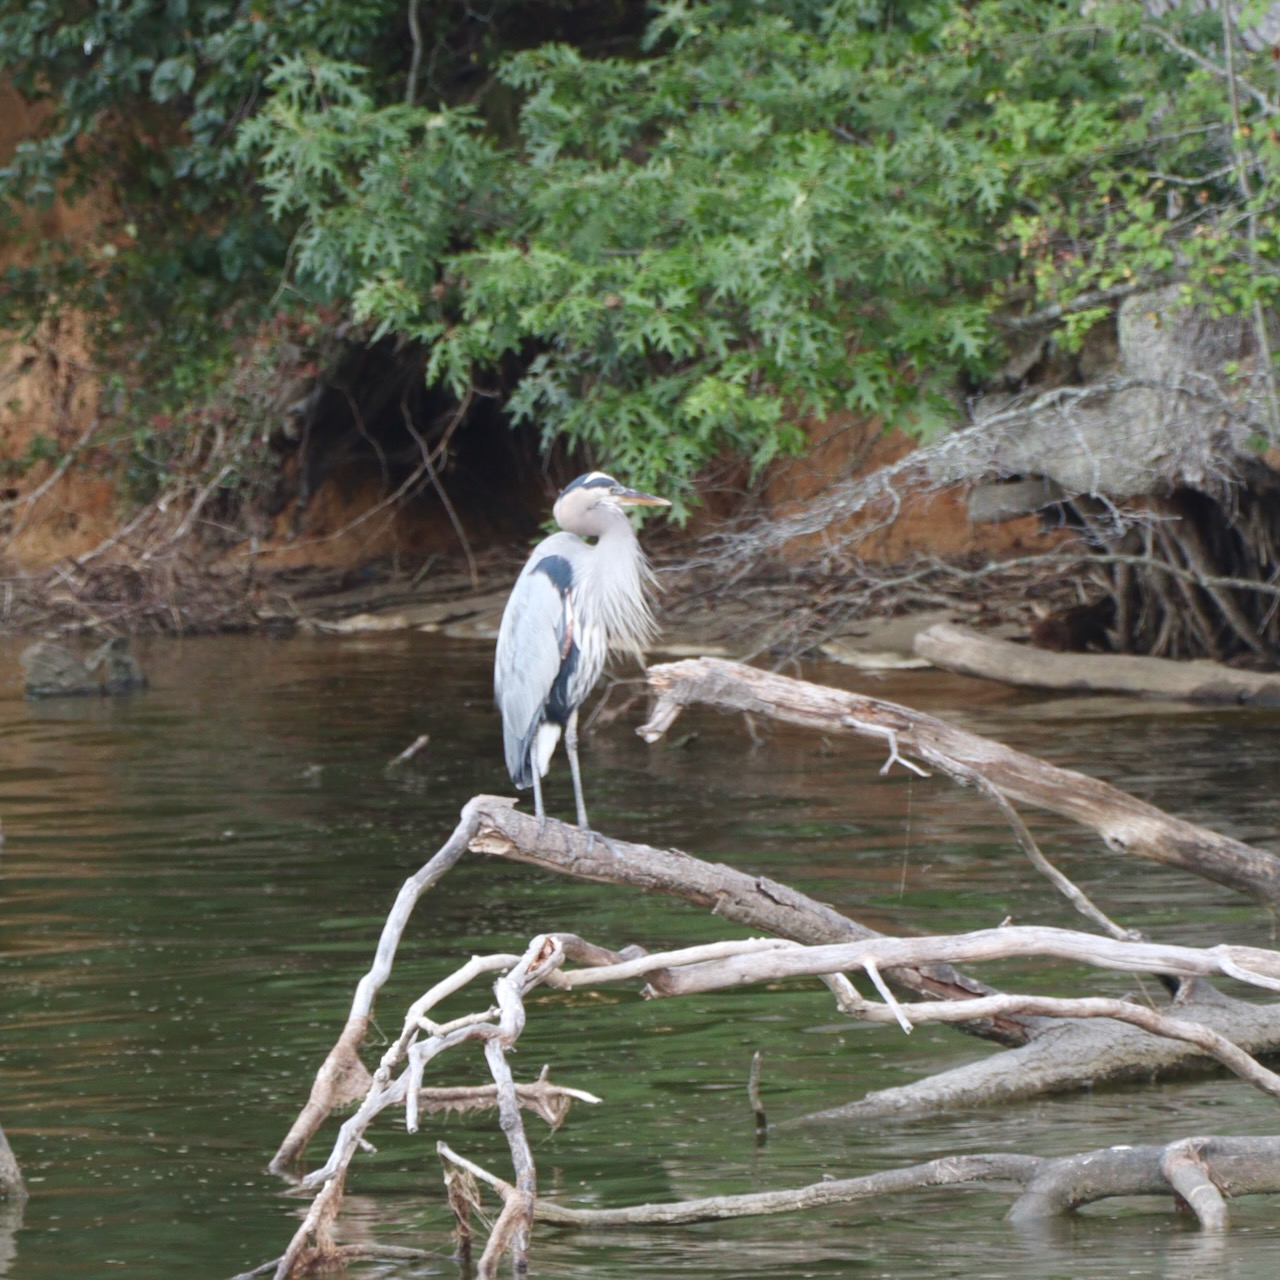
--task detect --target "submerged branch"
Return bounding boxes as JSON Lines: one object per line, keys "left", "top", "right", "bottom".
{"left": 439, "top": 1135, "right": 1280, "bottom": 1230}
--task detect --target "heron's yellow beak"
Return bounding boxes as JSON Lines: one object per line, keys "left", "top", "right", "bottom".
{"left": 610, "top": 486, "right": 671, "bottom": 508}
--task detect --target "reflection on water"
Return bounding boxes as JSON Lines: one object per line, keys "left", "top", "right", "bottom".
{"left": 2, "top": 634, "right": 1279, "bottom": 1278}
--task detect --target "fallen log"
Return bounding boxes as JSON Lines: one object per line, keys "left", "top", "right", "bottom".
{"left": 913, "top": 622, "right": 1280, "bottom": 704}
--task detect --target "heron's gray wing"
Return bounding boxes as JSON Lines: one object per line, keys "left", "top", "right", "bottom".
{"left": 494, "top": 552, "right": 573, "bottom": 788}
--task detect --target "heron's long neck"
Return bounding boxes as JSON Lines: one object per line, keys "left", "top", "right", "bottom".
{"left": 583, "top": 513, "right": 658, "bottom": 659}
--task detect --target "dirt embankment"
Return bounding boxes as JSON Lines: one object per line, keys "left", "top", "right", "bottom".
{"left": 0, "top": 85, "right": 121, "bottom": 566}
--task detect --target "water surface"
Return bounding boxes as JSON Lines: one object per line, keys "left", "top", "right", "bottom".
{"left": 2, "top": 633, "right": 1279, "bottom": 1278}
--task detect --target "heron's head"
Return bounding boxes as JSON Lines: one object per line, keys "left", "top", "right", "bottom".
{"left": 553, "top": 472, "right": 670, "bottom": 536}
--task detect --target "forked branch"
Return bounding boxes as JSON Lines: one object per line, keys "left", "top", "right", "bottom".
{"left": 638, "top": 657, "right": 1280, "bottom": 903}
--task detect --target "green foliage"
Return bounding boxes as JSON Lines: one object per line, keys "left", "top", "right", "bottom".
{"left": 7, "top": 1, "right": 1280, "bottom": 510}
{"left": 243, "top": 0, "right": 1280, "bottom": 505}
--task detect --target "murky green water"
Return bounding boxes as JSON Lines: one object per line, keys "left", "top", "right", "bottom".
{"left": 2, "top": 633, "right": 1280, "bottom": 1279}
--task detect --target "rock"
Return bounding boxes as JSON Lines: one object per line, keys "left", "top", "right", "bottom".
{"left": 87, "top": 637, "right": 148, "bottom": 694}
{"left": 20, "top": 637, "right": 147, "bottom": 698}
{"left": 20, "top": 643, "right": 100, "bottom": 698}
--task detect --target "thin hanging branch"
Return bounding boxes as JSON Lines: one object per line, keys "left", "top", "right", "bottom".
{"left": 405, "top": 0, "right": 423, "bottom": 106}
{"left": 966, "top": 771, "right": 1139, "bottom": 942}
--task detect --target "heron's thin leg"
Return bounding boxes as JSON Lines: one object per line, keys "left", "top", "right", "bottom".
{"left": 531, "top": 762, "right": 547, "bottom": 840}
{"left": 565, "top": 709, "right": 590, "bottom": 830}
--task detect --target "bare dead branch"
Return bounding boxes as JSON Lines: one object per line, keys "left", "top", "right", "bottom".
{"left": 1009, "top": 1135, "right": 1280, "bottom": 1222}
{"left": 386, "top": 733, "right": 430, "bottom": 769}
{"left": 1, "top": 416, "right": 101, "bottom": 536}
{"left": 468, "top": 803, "right": 1033, "bottom": 1043}
{"left": 269, "top": 798, "right": 492, "bottom": 1172}
{"left": 995, "top": 284, "right": 1149, "bottom": 332}
{"left": 638, "top": 657, "right": 1280, "bottom": 903}
{"left": 474, "top": 976, "right": 537, "bottom": 1277}
{"left": 400, "top": 385, "right": 479, "bottom": 589}
{"left": 440, "top": 1136, "right": 1280, "bottom": 1230}
{"left": 612, "top": 927, "right": 1280, "bottom": 999}
{"left": 414, "top": 1077, "right": 601, "bottom": 1127}
{"left": 748, "top": 1051, "right": 767, "bottom": 1139}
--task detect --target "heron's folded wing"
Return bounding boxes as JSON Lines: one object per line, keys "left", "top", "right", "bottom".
{"left": 494, "top": 559, "right": 571, "bottom": 787}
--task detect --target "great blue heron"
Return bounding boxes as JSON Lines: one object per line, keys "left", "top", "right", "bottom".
{"left": 494, "top": 471, "right": 670, "bottom": 829}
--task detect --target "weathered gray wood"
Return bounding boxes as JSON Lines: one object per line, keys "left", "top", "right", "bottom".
{"left": 439, "top": 1136, "right": 1280, "bottom": 1229}
{"left": 1008, "top": 1135, "right": 1280, "bottom": 1223}
{"left": 914, "top": 621, "right": 1280, "bottom": 704}
{"left": 639, "top": 656, "right": 1280, "bottom": 903}
{"left": 797, "top": 980, "right": 1280, "bottom": 1123}
{"left": 269, "top": 800, "right": 484, "bottom": 1172}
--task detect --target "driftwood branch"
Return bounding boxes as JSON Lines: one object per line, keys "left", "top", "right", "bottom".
{"left": 1007, "top": 1134, "right": 1280, "bottom": 1224}
{"left": 260, "top": 777, "right": 1280, "bottom": 1276}
{"left": 618, "top": 926, "right": 1280, "bottom": 998}
{"left": 272, "top": 933, "right": 585, "bottom": 1279}
{"left": 268, "top": 798, "right": 487, "bottom": 1172}
{"left": 414, "top": 1075, "right": 601, "bottom": 1126}
{"left": 1162, "top": 1137, "right": 1228, "bottom": 1232}
{"left": 474, "top": 948, "right": 544, "bottom": 1277}
{"left": 638, "top": 656, "right": 1280, "bottom": 903}
{"left": 469, "top": 802, "right": 1034, "bottom": 1044}
{"left": 543, "top": 925, "right": 1280, "bottom": 1102}
{"left": 439, "top": 1135, "right": 1280, "bottom": 1229}
{"left": 914, "top": 622, "right": 1280, "bottom": 704}
{"left": 276, "top": 791, "right": 1280, "bottom": 1194}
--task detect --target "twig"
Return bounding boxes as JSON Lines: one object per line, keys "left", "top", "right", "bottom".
{"left": 401, "top": 387, "right": 479, "bottom": 589}
{"left": 995, "top": 283, "right": 1147, "bottom": 333}
{"left": 144, "top": 464, "right": 235, "bottom": 559}
{"left": 1141, "top": 20, "right": 1279, "bottom": 117}
{"left": 748, "top": 1051, "right": 767, "bottom": 1140}
{"left": 863, "top": 958, "right": 912, "bottom": 1034}
{"left": 405, "top": 0, "right": 424, "bottom": 105}
{"left": 386, "top": 733, "right": 430, "bottom": 769}
{"left": 968, "top": 772, "right": 1136, "bottom": 942}
{"left": 840, "top": 718, "right": 930, "bottom": 778}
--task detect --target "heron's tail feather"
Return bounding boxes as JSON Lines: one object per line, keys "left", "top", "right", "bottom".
{"left": 507, "top": 720, "right": 560, "bottom": 789}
